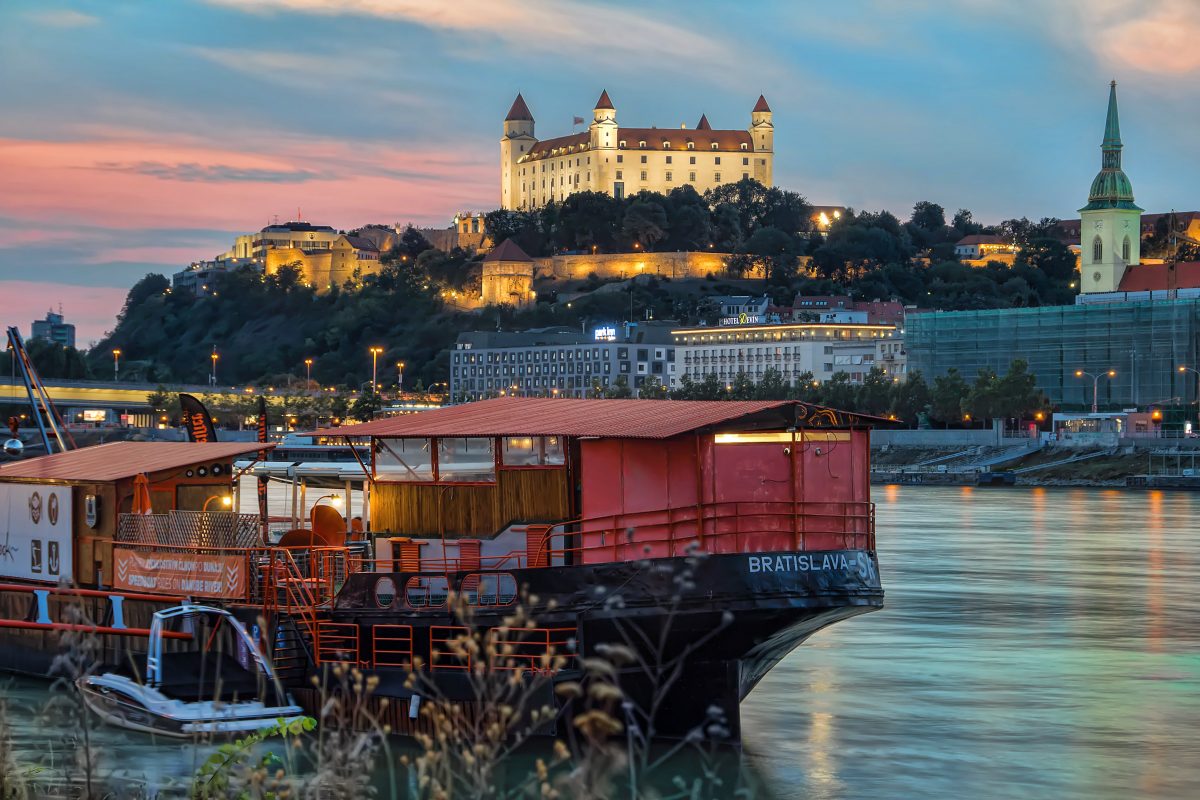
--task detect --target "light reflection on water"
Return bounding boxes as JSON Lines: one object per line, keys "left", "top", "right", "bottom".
{"left": 743, "top": 485, "right": 1200, "bottom": 800}
{"left": 3, "top": 486, "right": 1198, "bottom": 797}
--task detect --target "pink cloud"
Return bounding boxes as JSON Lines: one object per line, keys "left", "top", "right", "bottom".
{"left": 5, "top": 282, "right": 129, "bottom": 346}
{"left": 0, "top": 132, "right": 495, "bottom": 240}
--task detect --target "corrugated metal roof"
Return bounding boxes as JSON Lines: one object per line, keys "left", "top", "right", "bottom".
{"left": 0, "top": 441, "right": 274, "bottom": 483}
{"left": 320, "top": 397, "right": 878, "bottom": 440}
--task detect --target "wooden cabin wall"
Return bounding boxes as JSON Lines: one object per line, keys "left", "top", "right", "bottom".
{"left": 74, "top": 482, "right": 117, "bottom": 587}
{"left": 371, "top": 469, "right": 570, "bottom": 538}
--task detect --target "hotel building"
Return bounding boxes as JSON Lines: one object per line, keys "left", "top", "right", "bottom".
{"left": 671, "top": 321, "right": 901, "bottom": 387}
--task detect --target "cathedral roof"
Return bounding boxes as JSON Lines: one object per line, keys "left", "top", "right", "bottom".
{"left": 594, "top": 89, "right": 614, "bottom": 110}
{"left": 696, "top": 114, "right": 711, "bottom": 130}
{"left": 505, "top": 93, "right": 534, "bottom": 122}
{"left": 1117, "top": 262, "right": 1200, "bottom": 292}
{"left": 753, "top": 94, "right": 771, "bottom": 113}
{"left": 484, "top": 238, "right": 533, "bottom": 263}
{"left": 1081, "top": 81, "right": 1141, "bottom": 213}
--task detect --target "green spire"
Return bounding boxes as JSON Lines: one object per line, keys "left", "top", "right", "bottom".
{"left": 1102, "top": 80, "right": 1121, "bottom": 149}
{"left": 1081, "top": 80, "right": 1141, "bottom": 212}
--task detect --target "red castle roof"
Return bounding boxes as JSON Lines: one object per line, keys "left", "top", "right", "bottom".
{"left": 483, "top": 238, "right": 532, "bottom": 263}
{"left": 753, "top": 94, "right": 771, "bottom": 113}
{"left": 505, "top": 93, "right": 533, "bottom": 122}
{"left": 594, "top": 89, "right": 614, "bottom": 110}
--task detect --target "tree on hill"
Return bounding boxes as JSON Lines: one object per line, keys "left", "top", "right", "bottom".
{"left": 622, "top": 201, "right": 668, "bottom": 250}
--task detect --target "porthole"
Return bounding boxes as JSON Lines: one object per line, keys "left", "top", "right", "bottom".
{"left": 374, "top": 577, "right": 397, "bottom": 608}
{"left": 185, "top": 469, "right": 195, "bottom": 478}
{"left": 211, "top": 464, "right": 224, "bottom": 475}
{"left": 197, "top": 466, "right": 208, "bottom": 477}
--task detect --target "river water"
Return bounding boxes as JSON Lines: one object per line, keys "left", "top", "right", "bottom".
{"left": 742, "top": 485, "right": 1200, "bottom": 800}
{"left": 4, "top": 486, "right": 1198, "bottom": 798}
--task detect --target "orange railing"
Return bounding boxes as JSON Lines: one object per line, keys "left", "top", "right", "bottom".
{"left": 315, "top": 621, "right": 360, "bottom": 665}
{"left": 372, "top": 624, "right": 414, "bottom": 669}
{"left": 490, "top": 627, "right": 577, "bottom": 673}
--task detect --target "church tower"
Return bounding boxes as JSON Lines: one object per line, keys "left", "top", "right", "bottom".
{"left": 1079, "top": 81, "right": 1142, "bottom": 294}
{"left": 501, "top": 93, "right": 536, "bottom": 210}
{"left": 750, "top": 95, "right": 774, "bottom": 185}
{"left": 589, "top": 90, "right": 619, "bottom": 197}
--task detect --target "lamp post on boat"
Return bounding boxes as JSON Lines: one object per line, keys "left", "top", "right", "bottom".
{"left": 202, "top": 494, "right": 233, "bottom": 512}
{"left": 369, "top": 346, "right": 383, "bottom": 394}
{"left": 1075, "top": 369, "right": 1115, "bottom": 414}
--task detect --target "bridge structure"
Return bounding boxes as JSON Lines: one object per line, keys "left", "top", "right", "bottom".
{"left": 0, "top": 377, "right": 230, "bottom": 425}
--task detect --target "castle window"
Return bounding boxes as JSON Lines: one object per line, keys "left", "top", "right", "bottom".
{"left": 687, "top": 142, "right": 695, "bottom": 149}
{"left": 742, "top": 172, "right": 749, "bottom": 180}
{"left": 1092, "top": 236, "right": 1103, "bottom": 263}
{"left": 617, "top": 154, "right": 623, "bottom": 163}
{"left": 666, "top": 171, "right": 673, "bottom": 182}
{"left": 640, "top": 170, "right": 648, "bottom": 181}
{"left": 743, "top": 157, "right": 749, "bottom": 166}
{"left": 638, "top": 140, "right": 646, "bottom": 149}
{"left": 710, "top": 142, "right": 718, "bottom": 150}
{"left": 666, "top": 155, "right": 672, "bottom": 164}
{"left": 740, "top": 143, "right": 748, "bottom": 150}
{"left": 662, "top": 141, "right": 670, "bottom": 149}
{"left": 715, "top": 156, "right": 721, "bottom": 165}
{"left": 619, "top": 140, "right": 626, "bottom": 148}
{"left": 1122, "top": 235, "right": 1131, "bottom": 262}
{"left": 640, "top": 155, "right": 647, "bottom": 164}
{"left": 689, "top": 171, "right": 696, "bottom": 182}
{"left": 715, "top": 172, "right": 721, "bottom": 181}
{"left": 616, "top": 170, "right": 623, "bottom": 180}
{"left": 689, "top": 156, "right": 696, "bottom": 165}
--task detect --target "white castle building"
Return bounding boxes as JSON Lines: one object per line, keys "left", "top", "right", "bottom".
{"left": 500, "top": 90, "right": 774, "bottom": 210}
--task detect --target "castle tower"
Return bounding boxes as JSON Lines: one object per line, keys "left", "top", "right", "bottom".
{"left": 501, "top": 93, "right": 536, "bottom": 210}
{"left": 750, "top": 95, "right": 774, "bottom": 185}
{"left": 1079, "top": 81, "right": 1142, "bottom": 294}
{"left": 589, "top": 89, "right": 619, "bottom": 197}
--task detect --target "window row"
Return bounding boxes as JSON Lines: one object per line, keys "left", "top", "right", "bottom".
{"left": 375, "top": 436, "right": 565, "bottom": 482}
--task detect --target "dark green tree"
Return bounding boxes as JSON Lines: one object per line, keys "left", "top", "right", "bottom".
{"left": 622, "top": 201, "right": 669, "bottom": 250}
{"left": 931, "top": 368, "right": 970, "bottom": 426}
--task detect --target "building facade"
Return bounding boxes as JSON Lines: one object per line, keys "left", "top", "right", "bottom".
{"left": 501, "top": 90, "right": 773, "bottom": 210}
{"left": 907, "top": 300, "right": 1200, "bottom": 408}
{"left": 263, "top": 234, "right": 381, "bottom": 291}
{"left": 671, "top": 321, "right": 900, "bottom": 387}
{"left": 30, "top": 311, "right": 75, "bottom": 348}
{"left": 450, "top": 322, "right": 677, "bottom": 400}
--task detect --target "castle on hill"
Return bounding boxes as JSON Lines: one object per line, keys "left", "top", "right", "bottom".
{"left": 500, "top": 90, "right": 774, "bottom": 210}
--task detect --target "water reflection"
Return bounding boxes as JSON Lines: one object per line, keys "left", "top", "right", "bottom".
{"left": 744, "top": 486, "right": 1200, "bottom": 800}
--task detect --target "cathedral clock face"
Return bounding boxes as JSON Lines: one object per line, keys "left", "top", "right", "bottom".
{"left": 1093, "top": 271, "right": 1103, "bottom": 282}
{"left": 1094, "top": 220, "right": 1103, "bottom": 230}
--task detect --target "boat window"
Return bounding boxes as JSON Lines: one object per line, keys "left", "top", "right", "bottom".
{"left": 374, "top": 576, "right": 397, "bottom": 608}
{"left": 405, "top": 575, "right": 449, "bottom": 608}
{"left": 501, "top": 436, "right": 566, "bottom": 467}
{"left": 438, "top": 437, "right": 496, "bottom": 482}
{"left": 461, "top": 573, "right": 517, "bottom": 606}
{"left": 375, "top": 438, "right": 433, "bottom": 481}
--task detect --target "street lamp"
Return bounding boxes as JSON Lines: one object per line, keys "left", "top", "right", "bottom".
{"left": 396, "top": 361, "right": 405, "bottom": 394}
{"left": 304, "top": 358, "right": 313, "bottom": 389}
{"left": 1179, "top": 366, "right": 1200, "bottom": 422}
{"left": 369, "top": 346, "right": 383, "bottom": 394}
{"left": 209, "top": 347, "right": 219, "bottom": 386}
{"left": 111, "top": 348, "right": 121, "bottom": 382}
{"left": 1075, "top": 369, "right": 1116, "bottom": 414}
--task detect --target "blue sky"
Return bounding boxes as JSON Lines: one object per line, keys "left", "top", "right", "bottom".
{"left": 2, "top": 0, "right": 1199, "bottom": 342}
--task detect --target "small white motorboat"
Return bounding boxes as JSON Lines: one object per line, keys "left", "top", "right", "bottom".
{"left": 79, "top": 604, "right": 307, "bottom": 738}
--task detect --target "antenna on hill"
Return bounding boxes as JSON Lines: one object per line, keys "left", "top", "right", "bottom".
{"left": 297, "top": 206, "right": 303, "bottom": 221}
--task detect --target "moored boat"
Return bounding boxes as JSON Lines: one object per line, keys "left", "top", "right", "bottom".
{"left": 0, "top": 397, "right": 888, "bottom": 742}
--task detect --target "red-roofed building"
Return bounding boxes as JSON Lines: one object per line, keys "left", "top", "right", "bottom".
{"left": 501, "top": 90, "right": 774, "bottom": 210}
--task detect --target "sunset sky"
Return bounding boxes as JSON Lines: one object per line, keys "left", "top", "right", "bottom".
{"left": 3, "top": 0, "right": 1200, "bottom": 343}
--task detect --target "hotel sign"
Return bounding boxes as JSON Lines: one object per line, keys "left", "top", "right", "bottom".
{"left": 720, "top": 313, "right": 764, "bottom": 326}
{"left": 594, "top": 326, "right": 617, "bottom": 341}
